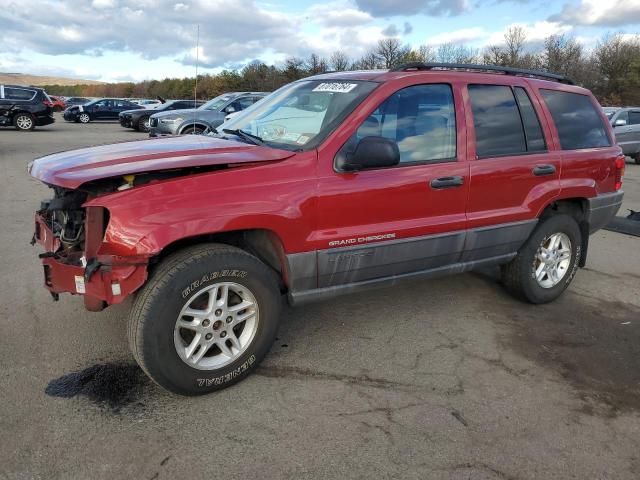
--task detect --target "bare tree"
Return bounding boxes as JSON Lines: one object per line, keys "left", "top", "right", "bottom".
{"left": 542, "top": 34, "right": 585, "bottom": 78}
{"left": 329, "top": 51, "right": 350, "bottom": 71}
{"left": 437, "top": 43, "right": 478, "bottom": 63}
{"left": 305, "top": 53, "right": 328, "bottom": 75}
{"left": 354, "top": 51, "right": 381, "bottom": 70}
{"left": 376, "top": 38, "right": 410, "bottom": 68}
{"left": 504, "top": 26, "right": 526, "bottom": 66}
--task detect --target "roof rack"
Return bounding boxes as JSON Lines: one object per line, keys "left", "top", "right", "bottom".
{"left": 390, "top": 62, "right": 575, "bottom": 85}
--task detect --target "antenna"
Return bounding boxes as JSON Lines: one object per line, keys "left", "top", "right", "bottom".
{"left": 193, "top": 24, "right": 199, "bottom": 134}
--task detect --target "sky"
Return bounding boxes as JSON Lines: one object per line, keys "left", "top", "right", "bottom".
{"left": 1, "top": 0, "right": 639, "bottom": 83}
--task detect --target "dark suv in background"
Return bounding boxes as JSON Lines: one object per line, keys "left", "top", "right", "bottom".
{"left": 149, "top": 92, "right": 267, "bottom": 136}
{"left": 63, "top": 98, "right": 143, "bottom": 123}
{"left": 120, "top": 99, "right": 206, "bottom": 133}
{"left": 0, "top": 85, "right": 54, "bottom": 131}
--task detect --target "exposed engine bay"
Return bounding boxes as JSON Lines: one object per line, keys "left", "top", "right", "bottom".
{"left": 38, "top": 187, "right": 88, "bottom": 255}
{"left": 35, "top": 165, "right": 229, "bottom": 262}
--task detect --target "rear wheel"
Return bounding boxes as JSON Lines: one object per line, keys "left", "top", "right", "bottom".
{"left": 633, "top": 153, "right": 640, "bottom": 165}
{"left": 14, "top": 113, "right": 35, "bottom": 131}
{"left": 128, "top": 244, "right": 281, "bottom": 395}
{"left": 78, "top": 112, "right": 91, "bottom": 123}
{"left": 501, "top": 214, "right": 581, "bottom": 304}
{"left": 136, "top": 115, "right": 150, "bottom": 132}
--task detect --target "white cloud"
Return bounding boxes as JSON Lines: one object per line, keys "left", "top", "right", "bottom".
{"left": 308, "top": 2, "right": 373, "bottom": 27}
{"left": 486, "top": 21, "right": 571, "bottom": 45}
{"left": 550, "top": 0, "right": 640, "bottom": 26}
{"left": 426, "top": 27, "right": 487, "bottom": 45}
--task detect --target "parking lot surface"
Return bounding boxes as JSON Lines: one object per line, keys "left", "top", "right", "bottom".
{"left": 1, "top": 117, "right": 639, "bottom": 479}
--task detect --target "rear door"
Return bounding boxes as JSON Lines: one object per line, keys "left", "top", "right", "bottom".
{"left": 92, "top": 100, "right": 109, "bottom": 119}
{"left": 465, "top": 83, "right": 560, "bottom": 261}
{"left": 315, "top": 81, "right": 469, "bottom": 287}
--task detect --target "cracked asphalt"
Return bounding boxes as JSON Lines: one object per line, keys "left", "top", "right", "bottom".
{"left": 1, "top": 118, "right": 639, "bottom": 480}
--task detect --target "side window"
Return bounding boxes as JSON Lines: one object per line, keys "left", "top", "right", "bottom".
{"left": 615, "top": 110, "right": 629, "bottom": 125}
{"left": 355, "top": 84, "right": 457, "bottom": 164}
{"left": 468, "top": 85, "right": 526, "bottom": 157}
{"left": 236, "top": 97, "right": 255, "bottom": 110}
{"left": 540, "top": 89, "right": 610, "bottom": 150}
{"left": 4, "top": 87, "right": 36, "bottom": 101}
{"left": 628, "top": 111, "right": 640, "bottom": 125}
{"left": 94, "top": 100, "right": 107, "bottom": 107}
{"left": 514, "top": 87, "right": 546, "bottom": 152}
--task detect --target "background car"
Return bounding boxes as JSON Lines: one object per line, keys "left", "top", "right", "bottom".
{"left": 63, "top": 97, "right": 91, "bottom": 107}
{"left": 46, "top": 95, "right": 66, "bottom": 112}
{"left": 608, "top": 106, "right": 640, "bottom": 164}
{"left": 149, "top": 92, "right": 268, "bottom": 136}
{"left": 119, "top": 99, "right": 205, "bottom": 132}
{"left": 0, "top": 84, "right": 54, "bottom": 131}
{"left": 132, "top": 99, "right": 163, "bottom": 108}
{"left": 63, "top": 98, "right": 143, "bottom": 123}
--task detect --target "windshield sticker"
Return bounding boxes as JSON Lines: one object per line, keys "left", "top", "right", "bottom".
{"left": 312, "top": 83, "right": 358, "bottom": 93}
{"left": 296, "top": 135, "right": 310, "bottom": 145}
{"left": 281, "top": 132, "right": 301, "bottom": 142}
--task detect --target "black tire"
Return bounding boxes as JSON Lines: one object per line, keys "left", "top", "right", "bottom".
{"left": 136, "top": 115, "right": 150, "bottom": 132}
{"left": 78, "top": 112, "right": 91, "bottom": 124}
{"left": 501, "top": 214, "right": 582, "bottom": 304}
{"left": 128, "top": 244, "right": 281, "bottom": 395}
{"left": 634, "top": 153, "right": 640, "bottom": 165}
{"left": 14, "top": 113, "right": 35, "bottom": 131}
{"left": 181, "top": 126, "right": 204, "bottom": 135}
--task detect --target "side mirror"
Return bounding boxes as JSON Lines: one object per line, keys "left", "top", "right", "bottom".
{"left": 225, "top": 106, "right": 236, "bottom": 113}
{"left": 336, "top": 136, "right": 400, "bottom": 172}
{"left": 614, "top": 119, "right": 627, "bottom": 127}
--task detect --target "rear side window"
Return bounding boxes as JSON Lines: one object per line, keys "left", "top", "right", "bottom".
{"left": 469, "top": 85, "right": 526, "bottom": 157}
{"left": 629, "top": 111, "right": 640, "bottom": 125}
{"left": 540, "top": 90, "right": 610, "bottom": 150}
{"left": 514, "top": 87, "right": 546, "bottom": 152}
{"left": 4, "top": 87, "right": 36, "bottom": 101}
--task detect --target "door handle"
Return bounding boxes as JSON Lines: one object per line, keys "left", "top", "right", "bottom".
{"left": 532, "top": 164, "right": 556, "bottom": 176}
{"left": 430, "top": 176, "right": 464, "bottom": 189}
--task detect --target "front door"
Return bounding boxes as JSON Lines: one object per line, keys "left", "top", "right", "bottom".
{"left": 315, "top": 82, "right": 469, "bottom": 288}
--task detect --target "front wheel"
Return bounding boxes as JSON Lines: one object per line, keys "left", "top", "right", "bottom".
{"left": 634, "top": 153, "right": 640, "bottom": 165}
{"left": 128, "top": 244, "right": 281, "bottom": 395}
{"left": 501, "top": 214, "right": 582, "bottom": 304}
{"left": 181, "top": 126, "right": 204, "bottom": 135}
{"left": 78, "top": 112, "right": 91, "bottom": 123}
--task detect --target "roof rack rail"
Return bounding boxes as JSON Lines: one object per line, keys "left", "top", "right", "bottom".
{"left": 390, "top": 62, "right": 575, "bottom": 85}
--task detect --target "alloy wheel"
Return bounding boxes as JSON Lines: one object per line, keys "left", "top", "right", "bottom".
{"left": 174, "top": 282, "right": 259, "bottom": 370}
{"left": 534, "top": 232, "right": 572, "bottom": 289}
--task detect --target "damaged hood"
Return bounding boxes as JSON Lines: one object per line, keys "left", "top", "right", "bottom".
{"left": 29, "top": 135, "right": 296, "bottom": 189}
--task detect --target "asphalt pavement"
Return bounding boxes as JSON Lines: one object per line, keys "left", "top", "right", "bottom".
{"left": 1, "top": 116, "right": 639, "bottom": 479}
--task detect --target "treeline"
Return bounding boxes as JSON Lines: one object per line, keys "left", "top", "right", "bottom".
{"left": 43, "top": 30, "right": 640, "bottom": 106}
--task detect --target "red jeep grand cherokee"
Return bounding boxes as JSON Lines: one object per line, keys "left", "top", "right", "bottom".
{"left": 30, "top": 64, "right": 624, "bottom": 395}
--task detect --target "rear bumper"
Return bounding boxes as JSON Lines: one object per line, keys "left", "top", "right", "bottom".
{"left": 35, "top": 114, "right": 55, "bottom": 126}
{"left": 34, "top": 213, "right": 148, "bottom": 311}
{"left": 586, "top": 191, "right": 624, "bottom": 233}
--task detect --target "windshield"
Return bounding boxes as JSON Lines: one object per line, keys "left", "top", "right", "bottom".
{"left": 200, "top": 94, "right": 234, "bottom": 111}
{"left": 220, "top": 80, "right": 378, "bottom": 150}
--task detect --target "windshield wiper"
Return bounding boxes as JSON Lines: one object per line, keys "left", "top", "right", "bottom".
{"left": 222, "top": 128, "right": 265, "bottom": 146}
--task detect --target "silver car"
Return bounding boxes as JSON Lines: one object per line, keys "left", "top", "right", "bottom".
{"left": 149, "top": 92, "right": 267, "bottom": 136}
{"left": 607, "top": 107, "right": 640, "bottom": 164}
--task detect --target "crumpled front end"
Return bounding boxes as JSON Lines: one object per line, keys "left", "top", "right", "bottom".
{"left": 33, "top": 187, "right": 149, "bottom": 311}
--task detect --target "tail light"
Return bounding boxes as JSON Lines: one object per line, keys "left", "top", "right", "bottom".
{"left": 614, "top": 155, "right": 625, "bottom": 191}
